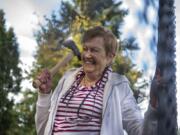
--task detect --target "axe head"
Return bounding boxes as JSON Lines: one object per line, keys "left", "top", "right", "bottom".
{"left": 62, "top": 39, "right": 81, "bottom": 60}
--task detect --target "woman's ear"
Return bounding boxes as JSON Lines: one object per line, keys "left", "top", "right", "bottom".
{"left": 107, "top": 53, "right": 115, "bottom": 66}
{"left": 109, "top": 53, "right": 116, "bottom": 60}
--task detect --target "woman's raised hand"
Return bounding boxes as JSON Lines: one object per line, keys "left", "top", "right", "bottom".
{"left": 34, "top": 69, "right": 52, "bottom": 94}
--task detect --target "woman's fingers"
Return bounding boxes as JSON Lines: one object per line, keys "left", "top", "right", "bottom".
{"left": 37, "top": 69, "right": 52, "bottom": 94}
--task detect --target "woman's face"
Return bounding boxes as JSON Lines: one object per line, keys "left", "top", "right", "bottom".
{"left": 82, "top": 37, "right": 113, "bottom": 78}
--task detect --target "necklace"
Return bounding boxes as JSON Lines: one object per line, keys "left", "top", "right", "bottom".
{"left": 64, "top": 76, "right": 97, "bottom": 123}
{"left": 83, "top": 76, "right": 99, "bottom": 87}
{"left": 63, "top": 67, "right": 111, "bottom": 124}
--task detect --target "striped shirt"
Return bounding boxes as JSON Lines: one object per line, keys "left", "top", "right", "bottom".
{"left": 52, "top": 67, "right": 111, "bottom": 135}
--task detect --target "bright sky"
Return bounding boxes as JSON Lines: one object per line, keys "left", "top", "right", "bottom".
{"left": 0, "top": 0, "right": 179, "bottom": 128}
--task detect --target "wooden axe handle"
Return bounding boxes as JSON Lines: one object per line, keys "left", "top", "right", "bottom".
{"left": 32, "top": 52, "right": 74, "bottom": 88}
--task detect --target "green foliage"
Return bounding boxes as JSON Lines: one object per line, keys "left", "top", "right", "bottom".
{"left": 8, "top": 90, "right": 37, "bottom": 135}
{"left": 0, "top": 9, "right": 22, "bottom": 135}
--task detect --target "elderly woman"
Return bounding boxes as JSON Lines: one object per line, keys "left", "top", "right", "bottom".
{"left": 35, "top": 26, "right": 157, "bottom": 135}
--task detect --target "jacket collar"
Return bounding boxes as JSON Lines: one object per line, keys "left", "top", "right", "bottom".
{"left": 60, "top": 68, "right": 82, "bottom": 98}
{"left": 102, "top": 72, "right": 129, "bottom": 116}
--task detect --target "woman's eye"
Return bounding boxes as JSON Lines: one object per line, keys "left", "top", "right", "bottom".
{"left": 92, "top": 48, "right": 99, "bottom": 53}
{"left": 83, "top": 47, "right": 88, "bottom": 51}
{"left": 82, "top": 47, "right": 100, "bottom": 53}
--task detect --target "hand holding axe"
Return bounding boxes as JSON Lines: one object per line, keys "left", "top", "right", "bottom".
{"left": 32, "top": 39, "right": 81, "bottom": 90}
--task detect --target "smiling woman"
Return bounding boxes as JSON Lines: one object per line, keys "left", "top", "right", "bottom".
{"left": 81, "top": 26, "right": 117, "bottom": 85}
{"left": 34, "top": 26, "right": 159, "bottom": 135}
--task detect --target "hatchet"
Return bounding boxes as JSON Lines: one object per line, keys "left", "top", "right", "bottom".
{"left": 32, "top": 39, "right": 81, "bottom": 88}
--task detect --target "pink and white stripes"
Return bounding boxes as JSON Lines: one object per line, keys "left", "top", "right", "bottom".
{"left": 52, "top": 67, "right": 111, "bottom": 134}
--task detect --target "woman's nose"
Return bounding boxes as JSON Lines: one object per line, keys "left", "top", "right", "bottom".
{"left": 84, "top": 50, "right": 92, "bottom": 58}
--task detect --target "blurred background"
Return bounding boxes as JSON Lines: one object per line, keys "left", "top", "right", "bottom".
{"left": 0, "top": 0, "right": 179, "bottom": 134}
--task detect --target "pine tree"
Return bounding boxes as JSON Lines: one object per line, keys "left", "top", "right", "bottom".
{"left": 0, "top": 9, "right": 22, "bottom": 135}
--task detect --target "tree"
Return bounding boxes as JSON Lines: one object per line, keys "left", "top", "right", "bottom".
{"left": 155, "top": 0, "right": 177, "bottom": 134}
{"left": 0, "top": 9, "right": 22, "bottom": 135}
{"left": 8, "top": 89, "right": 37, "bottom": 135}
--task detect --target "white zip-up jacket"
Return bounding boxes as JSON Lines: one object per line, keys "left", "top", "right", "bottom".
{"left": 35, "top": 68, "right": 157, "bottom": 135}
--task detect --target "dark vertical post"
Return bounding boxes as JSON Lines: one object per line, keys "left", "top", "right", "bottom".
{"left": 156, "top": 0, "right": 177, "bottom": 134}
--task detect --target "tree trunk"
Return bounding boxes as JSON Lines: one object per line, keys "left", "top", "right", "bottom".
{"left": 156, "top": 0, "right": 177, "bottom": 134}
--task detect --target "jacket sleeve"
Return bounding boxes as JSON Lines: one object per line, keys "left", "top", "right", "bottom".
{"left": 35, "top": 92, "right": 52, "bottom": 135}
{"left": 35, "top": 75, "right": 66, "bottom": 135}
{"left": 35, "top": 74, "right": 65, "bottom": 135}
{"left": 34, "top": 68, "right": 77, "bottom": 135}
{"left": 121, "top": 82, "right": 157, "bottom": 135}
